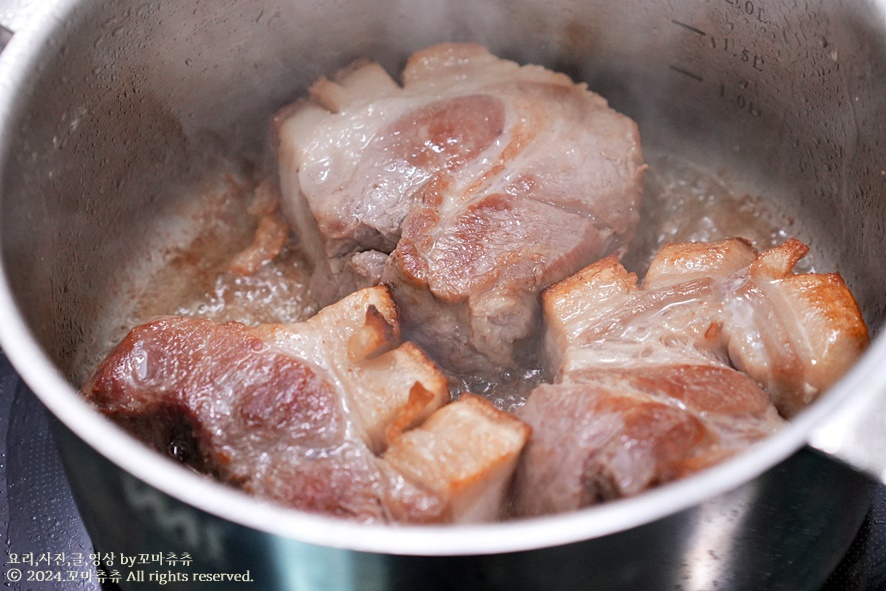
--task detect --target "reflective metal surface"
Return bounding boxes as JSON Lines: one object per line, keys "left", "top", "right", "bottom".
{"left": 1, "top": 353, "right": 883, "bottom": 590}
{"left": 0, "top": 25, "right": 11, "bottom": 52}
{"left": 0, "top": 352, "right": 100, "bottom": 590}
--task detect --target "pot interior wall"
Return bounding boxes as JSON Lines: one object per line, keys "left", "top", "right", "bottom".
{"left": 1, "top": 0, "right": 884, "bottom": 389}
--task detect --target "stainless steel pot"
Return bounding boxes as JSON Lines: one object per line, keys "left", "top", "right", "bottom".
{"left": 1, "top": 0, "right": 885, "bottom": 589}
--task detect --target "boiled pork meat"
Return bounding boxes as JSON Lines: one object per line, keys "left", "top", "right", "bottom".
{"left": 543, "top": 237, "right": 870, "bottom": 416}
{"left": 385, "top": 393, "right": 530, "bottom": 522}
{"left": 275, "top": 43, "right": 645, "bottom": 372}
{"left": 384, "top": 393, "right": 530, "bottom": 523}
{"left": 513, "top": 238, "right": 868, "bottom": 516}
{"left": 82, "top": 285, "right": 530, "bottom": 523}
{"left": 514, "top": 366, "right": 781, "bottom": 514}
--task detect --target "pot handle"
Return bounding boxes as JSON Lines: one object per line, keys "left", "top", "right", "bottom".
{"left": 808, "top": 381, "right": 886, "bottom": 484}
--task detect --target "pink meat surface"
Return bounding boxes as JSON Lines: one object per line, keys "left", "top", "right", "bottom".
{"left": 513, "top": 238, "right": 868, "bottom": 516}
{"left": 276, "top": 43, "right": 645, "bottom": 373}
{"left": 82, "top": 286, "right": 529, "bottom": 523}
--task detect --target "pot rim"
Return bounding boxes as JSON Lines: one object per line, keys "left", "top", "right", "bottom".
{"left": 0, "top": 0, "right": 881, "bottom": 557}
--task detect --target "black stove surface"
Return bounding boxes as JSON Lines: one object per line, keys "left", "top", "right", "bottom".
{"left": 1, "top": 349, "right": 884, "bottom": 591}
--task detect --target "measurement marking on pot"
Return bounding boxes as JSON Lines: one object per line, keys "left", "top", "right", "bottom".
{"left": 724, "top": 0, "right": 769, "bottom": 24}
{"left": 719, "top": 83, "right": 763, "bottom": 116}
{"left": 670, "top": 14, "right": 767, "bottom": 73}
{"left": 671, "top": 19, "right": 707, "bottom": 37}
{"left": 707, "top": 36, "right": 766, "bottom": 71}
{"left": 670, "top": 66, "right": 704, "bottom": 82}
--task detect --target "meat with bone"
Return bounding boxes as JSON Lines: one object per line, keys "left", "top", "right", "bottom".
{"left": 275, "top": 43, "right": 645, "bottom": 372}
{"left": 513, "top": 238, "right": 868, "bottom": 516}
{"left": 82, "top": 285, "right": 530, "bottom": 523}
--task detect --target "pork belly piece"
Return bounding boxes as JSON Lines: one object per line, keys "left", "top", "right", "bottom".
{"left": 276, "top": 43, "right": 645, "bottom": 372}
{"left": 513, "top": 238, "right": 867, "bottom": 516}
{"left": 384, "top": 393, "right": 531, "bottom": 523}
{"left": 82, "top": 285, "right": 529, "bottom": 522}
{"left": 721, "top": 239, "right": 870, "bottom": 416}
{"left": 513, "top": 365, "right": 781, "bottom": 516}
{"left": 543, "top": 238, "right": 868, "bottom": 415}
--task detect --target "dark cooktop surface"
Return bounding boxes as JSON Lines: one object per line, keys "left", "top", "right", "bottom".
{"left": 1, "top": 349, "right": 885, "bottom": 591}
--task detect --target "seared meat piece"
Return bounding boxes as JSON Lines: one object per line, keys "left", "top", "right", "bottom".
{"left": 513, "top": 238, "right": 867, "bottom": 516}
{"left": 718, "top": 239, "right": 870, "bottom": 416}
{"left": 82, "top": 286, "right": 529, "bottom": 522}
{"left": 544, "top": 238, "right": 869, "bottom": 416}
{"left": 384, "top": 393, "right": 531, "bottom": 522}
{"left": 276, "top": 43, "right": 644, "bottom": 372}
{"left": 514, "top": 366, "right": 780, "bottom": 515}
